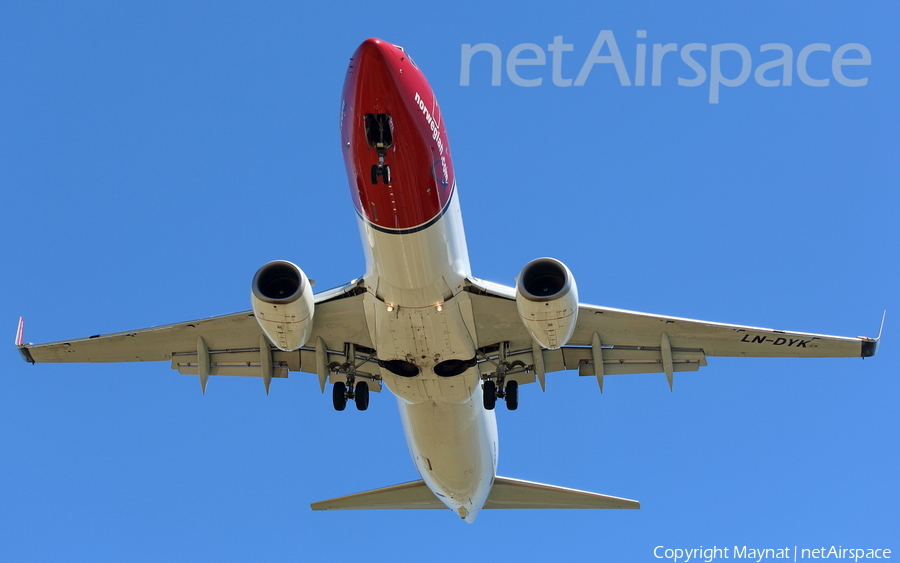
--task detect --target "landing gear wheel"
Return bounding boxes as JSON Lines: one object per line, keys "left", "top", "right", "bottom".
{"left": 383, "top": 165, "right": 391, "bottom": 184}
{"left": 505, "top": 380, "right": 518, "bottom": 411}
{"left": 483, "top": 380, "right": 496, "bottom": 410}
{"left": 355, "top": 381, "right": 369, "bottom": 411}
{"left": 332, "top": 382, "right": 347, "bottom": 411}
{"left": 370, "top": 165, "right": 379, "bottom": 185}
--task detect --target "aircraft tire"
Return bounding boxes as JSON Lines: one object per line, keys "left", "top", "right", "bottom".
{"left": 483, "top": 380, "right": 496, "bottom": 410}
{"left": 332, "top": 382, "right": 347, "bottom": 411}
{"left": 383, "top": 165, "right": 391, "bottom": 184}
{"left": 355, "top": 381, "right": 369, "bottom": 411}
{"left": 505, "top": 380, "right": 518, "bottom": 411}
{"left": 370, "top": 165, "right": 378, "bottom": 185}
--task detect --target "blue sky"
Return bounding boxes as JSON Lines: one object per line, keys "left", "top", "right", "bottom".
{"left": 1, "top": 1, "right": 897, "bottom": 562}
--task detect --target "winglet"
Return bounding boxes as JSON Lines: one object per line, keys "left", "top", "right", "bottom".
{"left": 15, "top": 317, "right": 24, "bottom": 347}
{"left": 15, "top": 317, "right": 35, "bottom": 364}
{"left": 861, "top": 311, "right": 885, "bottom": 358}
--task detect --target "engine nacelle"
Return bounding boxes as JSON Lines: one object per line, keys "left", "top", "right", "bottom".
{"left": 251, "top": 260, "right": 314, "bottom": 351}
{"left": 515, "top": 257, "right": 579, "bottom": 350}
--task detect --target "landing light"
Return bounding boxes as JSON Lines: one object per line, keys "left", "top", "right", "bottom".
{"left": 435, "top": 303, "right": 443, "bottom": 312}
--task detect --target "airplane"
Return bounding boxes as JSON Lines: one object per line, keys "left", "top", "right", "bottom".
{"left": 16, "top": 38, "right": 882, "bottom": 523}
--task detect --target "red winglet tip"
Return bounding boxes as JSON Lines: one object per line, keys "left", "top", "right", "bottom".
{"left": 15, "top": 317, "right": 24, "bottom": 347}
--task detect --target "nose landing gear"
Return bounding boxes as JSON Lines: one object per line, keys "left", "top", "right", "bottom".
{"left": 371, "top": 163, "right": 391, "bottom": 185}
{"left": 365, "top": 113, "right": 393, "bottom": 185}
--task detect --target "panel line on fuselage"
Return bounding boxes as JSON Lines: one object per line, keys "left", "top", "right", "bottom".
{"left": 356, "top": 180, "right": 457, "bottom": 235}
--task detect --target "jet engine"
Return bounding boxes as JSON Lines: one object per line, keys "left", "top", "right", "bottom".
{"left": 515, "top": 258, "right": 579, "bottom": 350}
{"left": 251, "top": 260, "right": 315, "bottom": 351}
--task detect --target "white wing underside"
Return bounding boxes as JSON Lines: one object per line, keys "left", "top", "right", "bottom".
{"left": 18, "top": 277, "right": 877, "bottom": 385}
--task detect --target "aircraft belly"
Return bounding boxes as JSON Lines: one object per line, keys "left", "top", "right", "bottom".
{"left": 372, "top": 292, "right": 478, "bottom": 404}
{"left": 399, "top": 391, "right": 497, "bottom": 520}
{"left": 359, "top": 193, "right": 470, "bottom": 307}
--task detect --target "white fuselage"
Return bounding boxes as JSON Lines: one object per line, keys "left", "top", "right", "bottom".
{"left": 339, "top": 38, "right": 498, "bottom": 522}
{"left": 359, "top": 190, "right": 497, "bottom": 522}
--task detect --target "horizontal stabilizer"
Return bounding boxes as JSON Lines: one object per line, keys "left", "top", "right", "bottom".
{"left": 485, "top": 476, "right": 640, "bottom": 509}
{"left": 310, "top": 476, "right": 639, "bottom": 511}
{"left": 310, "top": 480, "right": 445, "bottom": 510}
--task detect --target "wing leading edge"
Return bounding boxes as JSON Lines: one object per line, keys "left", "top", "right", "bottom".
{"left": 16, "top": 276, "right": 880, "bottom": 388}
{"left": 16, "top": 279, "right": 375, "bottom": 391}
{"left": 464, "top": 277, "right": 880, "bottom": 387}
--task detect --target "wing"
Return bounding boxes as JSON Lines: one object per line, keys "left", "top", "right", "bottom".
{"left": 17, "top": 279, "right": 375, "bottom": 390}
{"left": 464, "top": 277, "right": 880, "bottom": 387}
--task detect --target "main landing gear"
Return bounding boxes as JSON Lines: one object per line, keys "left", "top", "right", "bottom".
{"left": 333, "top": 380, "right": 370, "bottom": 411}
{"left": 329, "top": 343, "right": 376, "bottom": 412}
{"left": 483, "top": 378, "right": 518, "bottom": 411}
{"left": 481, "top": 341, "right": 525, "bottom": 411}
